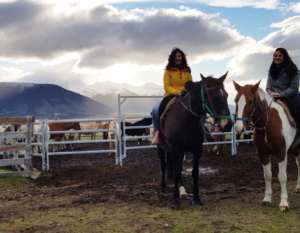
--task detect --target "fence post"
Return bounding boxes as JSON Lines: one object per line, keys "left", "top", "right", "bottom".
{"left": 25, "top": 116, "right": 33, "bottom": 171}
{"left": 45, "top": 119, "right": 50, "bottom": 170}
{"left": 118, "top": 116, "right": 122, "bottom": 165}
{"left": 231, "top": 119, "right": 237, "bottom": 155}
{"left": 41, "top": 120, "right": 46, "bottom": 170}
{"left": 122, "top": 116, "right": 126, "bottom": 158}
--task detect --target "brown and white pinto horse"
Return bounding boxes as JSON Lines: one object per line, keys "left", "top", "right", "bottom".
{"left": 233, "top": 80, "right": 300, "bottom": 212}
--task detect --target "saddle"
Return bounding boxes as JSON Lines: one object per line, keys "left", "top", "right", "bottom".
{"left": 274, "top": 96, "right": 300, "bottom": 130}
{"left": 158, "top": 95, "right": 177, "bottom": 145}
{"left": 274, "top": 96, "right": 300, "bottom": 151}
{"left": 158, "top": 93, "right": 208, "bottom": 144}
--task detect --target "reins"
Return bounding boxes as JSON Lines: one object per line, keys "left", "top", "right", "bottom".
{"left": 179, "top": 84, "right": 232, "bottom": 123}
{"left": 179, "top": 94, "right": 202, "bottom": 118}
{"left": 235, "top": 93, "right": 274, "bottom": 133}
{"left": 202, "top": 85, "right": 232, "bottom": 124}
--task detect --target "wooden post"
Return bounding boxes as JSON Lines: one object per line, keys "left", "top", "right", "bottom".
{"left": 25, "top": 116, "right": 33, "bottom": 171}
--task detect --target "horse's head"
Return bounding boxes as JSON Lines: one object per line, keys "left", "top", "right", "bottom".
{"left": 233, "top": 80, "right": 261, "bottom": 134}
{"left": 73, "top": 122, "right": 81, "bottom": 131}
{"left": 185, "top": 71, "right": 233, "bottom": 132}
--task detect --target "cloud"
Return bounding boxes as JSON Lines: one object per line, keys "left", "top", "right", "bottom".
{"left": 0, "top": 1, "right": 258, "bottom": 75}
{"left": 262, "top": 16, "right": 300, "bottom": 50}
{"left": 16, "top": 59, "right": 88, "bottom": 92}
{"left": 0, "top": 67, "right": 31, "bottom": 82}
{"left": 60, "top": 0, "right": 281, "bottom": 10}
{"left": 224, "top": 14, "right": 300, "bottom": 103}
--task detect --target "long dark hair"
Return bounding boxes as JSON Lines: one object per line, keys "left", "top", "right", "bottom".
{"left": 269, "top": 48, "right": 299, "bottom": 77}
{"left": 165, "top": 47, "right": 191, "bottom": 72}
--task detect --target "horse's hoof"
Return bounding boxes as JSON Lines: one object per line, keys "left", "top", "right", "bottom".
{"left": 171, "top": 203, "right": 181, "bottom": 210}
{"left": 280, "top": 206, "right": 289, "bottom": 212}
{"left": 179, "top": 186, "right": 188, "bottom": 199}
{"left": 171, "top": 198, "right": 181, "bottom": 210}
{"left": 191, "top": 197, "right": 203, "bottom": 205}
{"left": 262, "top": 201, "right": 271, "bottom": 206}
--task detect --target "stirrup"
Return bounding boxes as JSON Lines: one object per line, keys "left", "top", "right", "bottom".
{"left": 152, "top": 130, "right": 161, "bottom": 145}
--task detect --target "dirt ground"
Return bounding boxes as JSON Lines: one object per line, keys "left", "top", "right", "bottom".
{"left": 1, "top": 140, "right": 300, "bottom": 232}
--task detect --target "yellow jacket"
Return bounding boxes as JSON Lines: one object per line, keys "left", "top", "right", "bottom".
{"left": 163, "top": 67, "right": 193, "bottom": 97}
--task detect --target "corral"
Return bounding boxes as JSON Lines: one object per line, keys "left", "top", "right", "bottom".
{"left": 1, "top": 141, "right": 300, "bottom": 232}
{"left": 1, "top": 95, "right": 300, "bottom": 232}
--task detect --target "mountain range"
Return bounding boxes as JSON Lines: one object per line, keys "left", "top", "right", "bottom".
{"left": 0, "top": 83, "right": 114, "bottom": 119}
{"left": 80, "top": 81, "right": 236, "bottom": 115}
{"left": 81, "top": 82, "right": 164, "bottom": 115}
{"left": 0, "top": 81, "right": 235, "bottom": 120}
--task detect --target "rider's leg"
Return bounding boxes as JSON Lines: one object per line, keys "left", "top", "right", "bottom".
{"left": 151, "top": 100, "right": 162, "bottom": 145}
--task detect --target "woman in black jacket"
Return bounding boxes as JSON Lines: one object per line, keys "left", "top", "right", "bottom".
{"left": 266, "top": 48, "right": 299, "bottom": 97}
{"left": 266, "top": 47, "right": 300, "bottom": 130}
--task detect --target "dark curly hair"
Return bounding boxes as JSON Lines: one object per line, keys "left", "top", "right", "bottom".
{"left": 165, "top": 47, "right": 191, "bottom": 72}
{"left": 270, "top": 48, "right": 299, "bottom": 77}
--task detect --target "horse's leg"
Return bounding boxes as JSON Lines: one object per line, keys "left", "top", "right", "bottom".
{"left": 158, "top": 147, "right": 166, "bottom": 192}
{"left": 262, "top": 162, "right": 272, "bottom": 206}
{"left": 172, "top": 152, "right": 184, "bottom": 207}
{"left": 278, "top": 155, "right": 289, "bottom": 211}
{"left": 166, "top": 152, "right": 173, "bottom": 179}
{"left": 179, "top": 163, "right": 188, "bottom": 198}
{"left": 191, "top": 149, "right": 203, "bottom": 205}
{"left": 294, "top": 153, "right": 300, "bottom": 193}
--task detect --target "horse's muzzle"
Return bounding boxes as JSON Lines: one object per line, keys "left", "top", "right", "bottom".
{"left": 219, "top": 118, "right": 233, "bottom": 132}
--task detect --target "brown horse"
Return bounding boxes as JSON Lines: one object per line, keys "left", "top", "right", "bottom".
{"left": 233, "top": 80, "right": 300, "bottom": 212}
{"left": 102, "top": 122, "right": 110, "bottom": 140}
{"left": 205, "top": 117, "right": 225, "bottom": 155}
{"left": 157, "top": 73, "right": 233, "bottom": 207}
{"left": 48, "top": 122, "right": 81, "bottom": 152}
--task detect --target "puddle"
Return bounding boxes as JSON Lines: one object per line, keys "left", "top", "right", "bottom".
{"left": 182, "top": 167, "right": 218, "bottom": 176}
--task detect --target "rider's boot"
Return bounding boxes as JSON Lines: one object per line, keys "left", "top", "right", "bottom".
{"left": 152, "top": 130, "right": 161, "bottom": 145}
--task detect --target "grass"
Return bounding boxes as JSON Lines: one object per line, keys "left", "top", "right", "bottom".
{"left": 0, "top": 169, "right": 32, "bottom": 186}
{"left": 2, "top": 200, "right": 300, "bottom": 232}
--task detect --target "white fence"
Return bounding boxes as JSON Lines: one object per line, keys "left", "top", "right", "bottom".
{"left": 44, "top": 118, "right": 118, "bottom": 170}
{"left": 0, "top": 95, "right": 254, "bottom": 173}
{"left": 117, "top": 94, "right": 253, "bottom": 165}
{"left": 0, "top": 116, "right": 34, "bottom": 177}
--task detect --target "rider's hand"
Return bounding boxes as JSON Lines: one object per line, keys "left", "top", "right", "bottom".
{"left": 270, "top": 92, "right": 280, "bottom": 97}
{"left": 178, "top": 90, "right": 186, "bottom": 96}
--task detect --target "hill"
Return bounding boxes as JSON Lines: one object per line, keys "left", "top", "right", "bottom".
{"left": 0, "top": 83, "right": 114, "bottom": 119}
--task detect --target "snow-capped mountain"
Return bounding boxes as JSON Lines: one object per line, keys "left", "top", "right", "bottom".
{"left": 80, "top": 82, "right": 164, "bottom": 97}
{"left": 80, "top": 81, "right": 235, "bottom": 115}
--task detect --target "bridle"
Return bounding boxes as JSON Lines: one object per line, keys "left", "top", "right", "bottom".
{"left": 202, "top": 85, "right": 232, "bottom": 124}
{"left": 179, "top": 84, "right": 232, "bottom": 124}
{"left": 235, "top": 94, "right": 273, "bottom": 130}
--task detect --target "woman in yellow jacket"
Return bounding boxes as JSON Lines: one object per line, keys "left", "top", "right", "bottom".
{"left": 152, "top": 47, "right": 193, "bottom": 145}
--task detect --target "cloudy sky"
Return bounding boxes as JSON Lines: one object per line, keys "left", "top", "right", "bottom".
{"left": 1, "top": 0, "right": 300, "bottom": 104}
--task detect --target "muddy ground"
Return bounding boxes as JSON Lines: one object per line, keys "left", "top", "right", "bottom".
{"left": 1, "top": 140, "right": 300, "bottom": 232}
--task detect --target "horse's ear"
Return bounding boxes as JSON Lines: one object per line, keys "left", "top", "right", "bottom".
{"left": 218, "top": 71, "right": 228, "bottom": 83}
{"left": 185, "top": 80, "right": 193, "bottom": 91}
{"left": 250, "top": 80, "right": 261, "bottom": 94}
{"left": 233, "top": 81, "right": 242, "bottom": 92}
{"left": 200, "top": 74, "right": 206, "bottom": 84}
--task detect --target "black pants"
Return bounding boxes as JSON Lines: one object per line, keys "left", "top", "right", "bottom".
{"left": 277, "top": 94, "right": 300, "bottom": 132}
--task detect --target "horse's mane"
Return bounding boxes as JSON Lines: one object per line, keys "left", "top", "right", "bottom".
{"left": 257, "top": 87, "right": 273, "bottom": 105}
{"left": 205, "top": 76, "right": 224, "bottom": 88}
